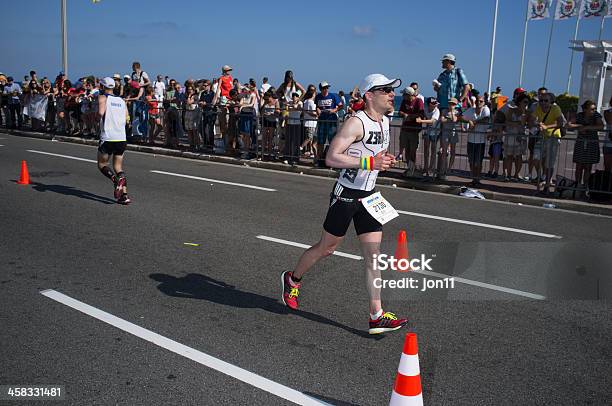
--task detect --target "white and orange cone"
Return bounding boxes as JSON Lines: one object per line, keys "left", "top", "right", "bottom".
{"left": 389, "top": 332, "right": 423, "bottom": 406}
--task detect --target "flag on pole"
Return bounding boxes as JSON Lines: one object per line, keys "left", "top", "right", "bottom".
{"left": 580, "top": 0, "right": 607, "bottom": 18}
{"left": 529, "top": 0, "right": 553, "bottom": 20}
{"left": 555, "top": 0, "right": 581, "bottom": 19}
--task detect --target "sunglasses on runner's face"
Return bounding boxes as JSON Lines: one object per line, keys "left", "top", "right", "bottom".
{"left": 371, "top": 86, "right": 394, "bottom": 94}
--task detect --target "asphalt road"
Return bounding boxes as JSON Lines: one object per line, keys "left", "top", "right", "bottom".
{"left": 1, "top": 132, "right": 611, "bottom": 406}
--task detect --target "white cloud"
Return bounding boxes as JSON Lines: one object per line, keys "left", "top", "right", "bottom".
{"left": 352, "top": 25, "right": 375, "bottom": 37}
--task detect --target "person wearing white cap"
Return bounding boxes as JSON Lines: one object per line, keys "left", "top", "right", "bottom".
{"left": 112, "top": 74, "right": 123, "bottom": 97}
{"left": 399, "top": 86, "right": 424, "bottom": 176}
{"left": 433, "top": 53, "right": 469, "bottom": 112}
{"left": 313, "top": 81, "right": 343, "bottom": 166}
{"left": 281, "top": 73, "right": 408, "bottom": 335}
{"left": 97, "top": 77, "right": 131, "bottom": 205}
{"left": 122, "top": 75, "right": 131, "bottom": 98}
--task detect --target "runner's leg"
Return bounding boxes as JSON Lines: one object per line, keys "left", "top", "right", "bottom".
{"left": 112, "top": 154, "right": 126, "bottom": 194}
{"left": 292, "top": 231, "right": 344, "bottom": 280}
{"left": 97, "top": 150, "right": 114, "bottom": 181}
{"left": 358, "top": 231, "right": 383, "bottom": 315}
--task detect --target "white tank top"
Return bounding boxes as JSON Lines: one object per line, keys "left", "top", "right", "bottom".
{"left": 337, "top": 110, "right": 390, "bottom": 192}
{"left": 100, "top": 94, "right": 127, "bottom": 142}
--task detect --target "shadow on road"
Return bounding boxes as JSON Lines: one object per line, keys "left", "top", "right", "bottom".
{"left": 303, "top": 392, "right": 361, "bottom": 406}
{"left": 150, "top": 272, "right": 384, "bottom": 340}
{"left": 29, "top": 182, "right": 116, "bottom": 205}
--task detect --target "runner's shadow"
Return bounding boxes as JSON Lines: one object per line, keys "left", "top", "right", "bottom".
{"left": 29, "top": 182, "right": 116, "bottom": 205}
{"left": 150, "top": 273, "right": 384, "bottom": 340}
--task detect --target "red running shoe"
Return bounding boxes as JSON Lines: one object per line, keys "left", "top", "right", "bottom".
{"left": 368, "top": 312, "right": 408, "bottom": 335}
{"left": 281, "top": 271, "right": 300, "bottom": 310}
{"left": 117, "top": 194, "right": 131, "bottom": 205}
{"left": 114, "top": 176, "right": 126, "bottom": 199}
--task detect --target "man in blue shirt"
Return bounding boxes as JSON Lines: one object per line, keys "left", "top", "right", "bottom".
{"left": 3, "top": 77, "right": 23, "bottom": 129}
{"left": 314, "top": 81, "right": 343, "bottom": 167}
{"left": 433, "top": 54, "right": 469, "bottom": 112}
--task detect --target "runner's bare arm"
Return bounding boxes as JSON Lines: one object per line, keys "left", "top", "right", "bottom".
{"left": 98, "top": 94, "right": 106, "bottom": 118}
{"left": 325, "top": 117, "right": 395, "bottom": 171}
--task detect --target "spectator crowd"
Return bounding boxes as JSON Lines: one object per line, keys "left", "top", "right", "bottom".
{"left": 2, "top": 54, "right": 612, "bottom": 199}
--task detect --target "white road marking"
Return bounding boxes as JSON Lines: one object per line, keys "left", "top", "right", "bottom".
{"left": 396, "top": 210, "right": 562, "bottom": 239}
{"left": 151, "top": 170, "right": 276, "bottom": 192}
{"left": 257, "top": 235, "right": 546, "bottom": 300}
{"left": 257, "top": 235, "right": 363, "bottom": 260}
{"left": 27, "top": 149, "right": 97, "bottom": 163}
{"left": 407, "top": 268, "right": 546, "bottom": 300}
{"left": 14, "top": 136, "right": 606, "bottom": 220}
{"left": 0, "top": 144, "right": 4, "bottom": 147}
{"left": 40, "top": 290, "right": 330, "bottom": 406}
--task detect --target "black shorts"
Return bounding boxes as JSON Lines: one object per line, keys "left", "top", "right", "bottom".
{"left": 98, "top": 141, "right": 127, "bottom": 156}
{"left": 323, "top": 183, "right": 383, "bottom": 237}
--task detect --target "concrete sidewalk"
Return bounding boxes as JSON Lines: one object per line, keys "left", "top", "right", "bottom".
{"left": 5, "top": 128, "right": 612, "bottom": 216}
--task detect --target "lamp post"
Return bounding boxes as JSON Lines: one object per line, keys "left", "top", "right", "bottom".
{"left": 61, "top": 0, "right": 68, "bottom": 77}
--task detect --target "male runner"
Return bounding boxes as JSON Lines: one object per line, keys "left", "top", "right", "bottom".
{"left": 281, "top": 74, "right": 408, "bottom": 334}
{"left": 97, "top": 77, "right": 131, "bottom": 205}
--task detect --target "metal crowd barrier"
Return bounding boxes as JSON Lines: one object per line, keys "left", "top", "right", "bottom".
{"left": 3, "top": 103, "right": 612, "bottom": 200}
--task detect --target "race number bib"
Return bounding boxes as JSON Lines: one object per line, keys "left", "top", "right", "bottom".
{"left": 361, "top": 192, "right": 399, "bottom": 225}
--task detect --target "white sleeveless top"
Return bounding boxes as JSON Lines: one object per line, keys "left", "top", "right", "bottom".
{"left": 337, "top": 110, "right": 390, "bottom": 192}
{"left": 100, "top": 94, "right": 127, "bottom": 142}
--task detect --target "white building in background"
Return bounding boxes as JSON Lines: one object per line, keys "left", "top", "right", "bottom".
{"left": 571, "top": 40, "right": 612, "bottom": 111}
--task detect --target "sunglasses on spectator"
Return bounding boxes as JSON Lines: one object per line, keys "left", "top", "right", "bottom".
{"left": 540, "top": 99, "right": 550, "bottom": 104}
{"left": 371, "top": 86, "right": 394, "bottom": 94}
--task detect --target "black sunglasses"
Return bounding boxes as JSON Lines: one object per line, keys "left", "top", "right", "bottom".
{"left": 371, "top": 86, "right": 394, "bottom": 94}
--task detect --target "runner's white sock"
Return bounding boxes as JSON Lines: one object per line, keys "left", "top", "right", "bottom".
{"left": 370, "top": 309, "right": 383, "bottom": 320}
{"left": 289, "top": 274, "right": 301, "bottom": 287}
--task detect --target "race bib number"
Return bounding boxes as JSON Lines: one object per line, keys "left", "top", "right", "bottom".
{"left": 361, "top": 192, "right": 399, "bottom": 225}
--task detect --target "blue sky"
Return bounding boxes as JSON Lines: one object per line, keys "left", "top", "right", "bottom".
{"left": 2, "top": 0, "right": 611, "bottom": 97}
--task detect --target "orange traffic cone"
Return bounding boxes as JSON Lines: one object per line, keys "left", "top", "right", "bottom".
{"left": 389, "top": 333, "right": 423, "bottom": 406}
{"left": 394, "top": 230, "right": 410, "bottom": 273}
{"left": 17, "top": 160, "right": 30, "bottom": 185}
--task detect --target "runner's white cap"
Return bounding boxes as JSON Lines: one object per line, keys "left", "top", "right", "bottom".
{"left": 101, "top": 77, "right": 115, "bottom": 89}
{"left": 359, "top": 74, "right": 401, "bottom": 93}
{"left": 441, "top": 53, "right": 456, "bottom": 62}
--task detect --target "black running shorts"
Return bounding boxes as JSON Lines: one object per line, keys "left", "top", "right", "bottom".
{"left": 323, "top": 183, "right": 383, "bottom": 237}
{"left": 98, "top": 141, "right": 127, "bottom": 156}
